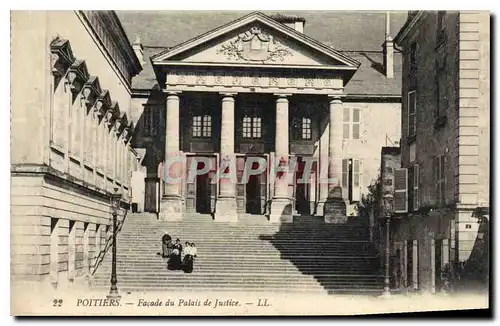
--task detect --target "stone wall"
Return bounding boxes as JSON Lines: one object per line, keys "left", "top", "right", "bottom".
{"left": 11, "top": 173, "right": 126, "bottom": 287}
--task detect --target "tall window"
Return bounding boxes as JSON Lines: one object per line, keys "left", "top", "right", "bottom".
{"left": 408, "top": 90, "right": 417, "bottom": 138}
{"left": 342, "top": 158, "right": 362, "bottom": 202}
{"left": 408, "top": 164, "right": 419, "bottom": 212}
{"left": 342, "top": 107, "right": 361, "bottom": 140}
{"left": 242, "top": 115, "right": 261, "bottom": 139}
{"left": 434, "top": 155, "right": 446, "bottom": 205}
{"left": 192, "top": 115, "right": 211, "bottom": 138}
{"left": 301, "top": 117, "right": 312, "bottom": 140}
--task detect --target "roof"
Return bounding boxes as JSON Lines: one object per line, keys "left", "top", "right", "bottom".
{"left": 117, "top": 11, "right": 406, "bottom": 96}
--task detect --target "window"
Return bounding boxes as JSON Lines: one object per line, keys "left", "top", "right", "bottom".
{"left": 342, "top": 158, "right": 363, "bottom": 202}
{"left": 291, "top": 116, "right": 312, "bottom": 140}
{"left": 408, "top": 164, "right": 419, "bottom": 212}
{"left": 192, "top": 115, "right": 211, "bottom": 138}
{"left": 408, "top": 91, "right": 417, "bottom": 138}
{"left": 301, "top": 117, "right": 312, "bottom": 140}
{"left": 242, "top": 115, "right": 261, "bottom": 139}
{"left": 342, "top": 107, "right": 361, "bottom": 140}
{"left": 434, "top": 155, "right": 446, "bottom": 205}
{"left": 394, "top": 168, "right": 408, "bottom": 213}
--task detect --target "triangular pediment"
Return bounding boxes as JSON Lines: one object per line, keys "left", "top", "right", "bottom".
{"left": 152, "top": 12, "right": 360, "bottom": 69}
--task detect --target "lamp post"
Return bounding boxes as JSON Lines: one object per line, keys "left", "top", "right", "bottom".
{"left": 381, "top": 192, "right": 394, "bottom": 297}
{"left": 107, "top": 187, "right": 122, "bottom": 299}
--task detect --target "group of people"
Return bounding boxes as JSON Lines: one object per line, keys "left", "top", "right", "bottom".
{"left": 160, "top": 232, "right": 197, "bottom": 273}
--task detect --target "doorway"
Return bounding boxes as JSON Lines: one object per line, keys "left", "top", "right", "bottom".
{"left": 295, "top": 157, "right": 311, "bottom": 215}
{"left": 434, "top": 239, "right": 443, "bottom": 292}
{"left": 196, "top": 173, "right": 211, "bottom": 214}
{"left": 246, "top": 174, "right": 261, "bottom": 214}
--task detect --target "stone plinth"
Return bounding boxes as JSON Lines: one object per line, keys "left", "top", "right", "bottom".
{"left": 159, "top": 197, "right": 183, "bottom": 221}
{"left": 215, "top": 197, "right": 238, "bottom": 222}
{"left": 324, "top": 186, "right": 347, "bottom": 224}
{"left": 269, "top": 198, "right": 293, "bottom": 223}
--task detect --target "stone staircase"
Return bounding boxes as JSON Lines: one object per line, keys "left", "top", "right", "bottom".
{"left": 92, "top": 213, "right": 384, "bottom": 294}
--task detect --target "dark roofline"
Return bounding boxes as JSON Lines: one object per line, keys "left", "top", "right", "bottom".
{"left": 394, "top": 11, "right": 425, "bottom": 45}
{"left": 269, "top": 13, "right": 307, "bottom": 23}
{"left": 150, "top": 11, "right": 360, "bottom": 68}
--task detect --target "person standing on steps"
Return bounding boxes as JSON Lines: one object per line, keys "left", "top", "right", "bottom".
{"left": 168, "top": 238, "right": 183, "bottom": 270}
{"left": 190, "top": 243, "right": 197, "bottom": 258}
{"left": 182, "top": 242, "right": 194, "bottom": 273}
{"left": 160, "top": 231, "right": 173, "bottom": 258}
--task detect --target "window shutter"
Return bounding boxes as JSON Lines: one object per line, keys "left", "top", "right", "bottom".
{"left": 407, "top": 166, "right": 414, "bottom": 212}
{"left": 352, "top": 108, "right": 361, "bottom": 139}
{"left": 413, "top": 164, "right": 419, "bottom": 211}
{"left": 352, "top": 159, "right": 362, "bottom": 202}
{"left": 394, "top": 168, "right": 408, "bottom": 213}
{"left": 343, "top": 107, "right": 350, "bottom": 139}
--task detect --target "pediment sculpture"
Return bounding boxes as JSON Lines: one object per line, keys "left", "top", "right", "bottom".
{"left": 217, "top": 26, "right": 293, "bottom": 62}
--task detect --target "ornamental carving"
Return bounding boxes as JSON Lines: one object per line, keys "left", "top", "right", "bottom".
{"left": 216, "top": 26, "right": 293, "bottom": 62}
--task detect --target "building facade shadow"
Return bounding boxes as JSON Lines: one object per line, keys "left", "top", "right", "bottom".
{"left": 259, "top": 215, "right": 384, "bottom": 295}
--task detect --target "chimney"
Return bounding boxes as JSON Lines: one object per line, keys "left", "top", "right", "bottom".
{"left": 271, "top": 14, "right": 306, "bottom": 33}
{"left": 383, "top": 12, "right": 394, "bottom": 78}
{"left": 133, "top": 35, "right": 144, "bottom": 66}
{"left": 294, "top": 21, "right": 304, "bottom": 33}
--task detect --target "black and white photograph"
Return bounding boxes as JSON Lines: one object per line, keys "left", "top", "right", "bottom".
{"left": 8, "top": 8, "right": 491, "bottom": 316}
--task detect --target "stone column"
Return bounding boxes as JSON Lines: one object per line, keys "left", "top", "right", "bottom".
{"left": 215, "top": 93, "right": 238, "bottom": 222}
{"left": 269, "top": 94, "right": 293, "bottom": 223}
{"left": 324, "top": 95, "right": 347, "bottom": 223}
{"left": 159, "top": 92, "right": 183, "bottom": 221}
{"left": 317, "top": 112, "right": 330, "bottom": 216}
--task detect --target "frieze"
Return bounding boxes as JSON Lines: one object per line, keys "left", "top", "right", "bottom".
{"left": 167, "top": 70, "right": 340, "bottom": 90}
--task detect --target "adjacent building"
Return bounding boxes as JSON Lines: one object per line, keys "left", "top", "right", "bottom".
{"left": 391, "top": 11, "right": 490, "bottom": 293}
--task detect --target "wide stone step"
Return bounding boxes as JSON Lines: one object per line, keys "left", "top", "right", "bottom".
{"left": 91, "top": 285, "right": 327, "bottom": 293}
{"left": 92, "top": 280, "right": 381, "bottom": 289}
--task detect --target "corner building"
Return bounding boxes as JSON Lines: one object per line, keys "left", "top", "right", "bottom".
{"left": 392, "top": 11, "right": 490, "bottom": 293}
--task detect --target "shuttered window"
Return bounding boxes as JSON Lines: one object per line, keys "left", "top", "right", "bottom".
{"left": 342, "top": 107, "right": 362, "bottom": 139}
{"left": 394, "top": 168, "right": 408, "bottom": 213}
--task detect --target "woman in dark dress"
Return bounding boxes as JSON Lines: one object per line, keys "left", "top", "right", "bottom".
{"left": 161, "top": 232, "right": 173, "bottom": 258}
{"left": 182, "top": 242, "right": 193, "bottom": 273}
{"left": 168, "top": 238, "right": 183, "bottom": 270}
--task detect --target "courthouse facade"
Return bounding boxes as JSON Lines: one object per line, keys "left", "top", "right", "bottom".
{"left": 127, "top": 11, "right": 403, "bottom": 222}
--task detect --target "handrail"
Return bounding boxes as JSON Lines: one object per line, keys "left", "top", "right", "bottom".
{"left": 91, "top": 207, "right": 128, "bottom": 275}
